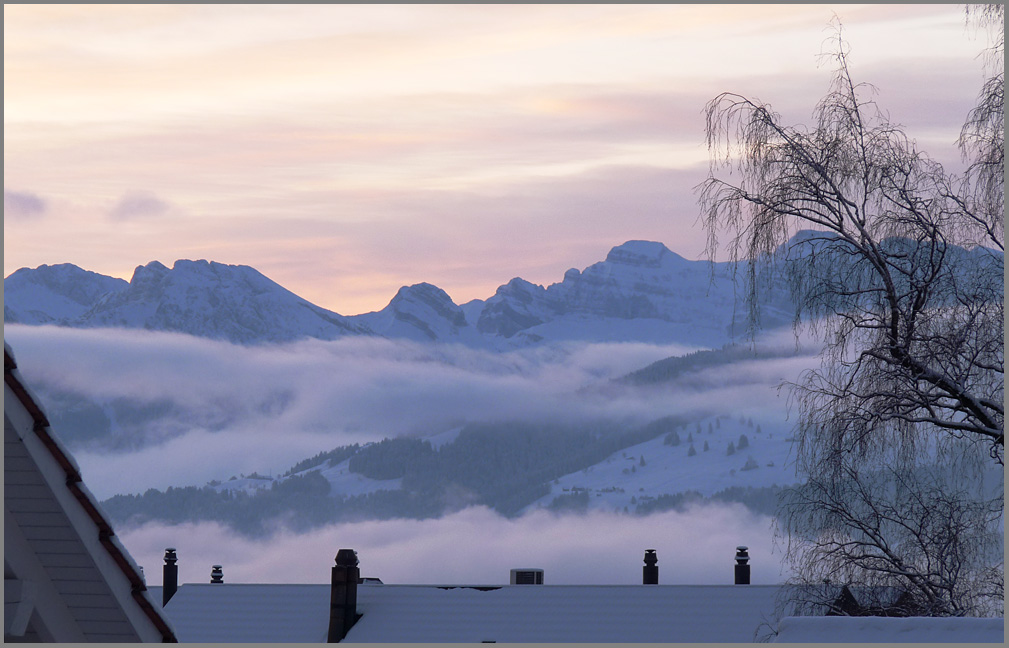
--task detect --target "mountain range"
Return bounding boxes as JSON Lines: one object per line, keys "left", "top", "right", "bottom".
{"left": 4, "top": 239, "right": 797, "bottom": 349}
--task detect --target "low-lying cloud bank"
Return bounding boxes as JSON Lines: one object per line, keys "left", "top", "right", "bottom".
{"left": 120, "top": 504, "right": 785, "bottom": 587}
{"left": 4, "top": 324, "right": 819, "bottom": 499}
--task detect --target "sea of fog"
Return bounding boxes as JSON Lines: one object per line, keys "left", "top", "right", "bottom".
{"left": 5, "top": 324, "right": 815, "bottom": 586}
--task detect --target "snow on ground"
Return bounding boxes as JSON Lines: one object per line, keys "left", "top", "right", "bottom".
{"left": 312, "top": 458, "right": 403, "bottom": 496}
{"left": 773, "top": 615, "right": 1004, "bottom": 643}
{"left": 508, "top": 314, "right": 730, "bottom": 348}
{"left": 209, "top": 457, "right": 403, "bottom": 499}
{"left": 210, "top": 475, "right": 276, "bottom": 495}
{"left": 208, "top": 414, "right": 800, "bottom": 507}
{"left": 427, "top": 426, "right": 463, "bottom": 449}
{"left": 523, "top": 414, "right": 799, "bottom": 514}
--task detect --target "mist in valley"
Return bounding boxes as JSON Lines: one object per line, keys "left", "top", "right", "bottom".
{"left": 4, "top": 323, "right": 818, "bottom": 585}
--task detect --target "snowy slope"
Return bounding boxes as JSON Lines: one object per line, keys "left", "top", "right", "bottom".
{"left": 4, "top": 238, "right": 800, "bottom": 347}
{"left": 521, "top": 414, "right": 798, "bottom": 515}
{"left": 210, "top": 458, "right": 402, "bottom": 499}
{"left": 311, "top": 458, "right": 403, "bottom": 497}
{"left": 352, "top": 283, "right": 485, "bottom": 345}
{"left": 228, "top": 414, "right": 797, "bottom": 511}
{"left": 474, "top": 278, "right": 550, "bottom": 338}
{"left": 505, "top": 314, "right": 730, "bottom": 348}
{"left": 773, "top": 615, "right": 1004, "bottom": 643}
{"left": 75, "top": 260, "right": 371, "bottom": 344}
{"left": 4, "top": 263, "right": 129, "bottom": 324}
{"left": 474, "top": 240, "right": 793, "bottom": 349}
{"left": 349, "top": 238, "right": 795, "bottom": 349}
{"left": 7, "top": 232, "right": 995, "bottom": 349}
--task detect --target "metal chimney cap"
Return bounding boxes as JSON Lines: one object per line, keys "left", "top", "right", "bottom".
{"left": 164, "top": 548, "right": 178, "bottom": 562}
{"left": 643, "top": 549, "right": 658, "bottom": 565}
{"left": 335, "top": 549, "right": 359, "bottom": 567}
{"left": 736, "top": 545, "right": 749, "bottom": 552}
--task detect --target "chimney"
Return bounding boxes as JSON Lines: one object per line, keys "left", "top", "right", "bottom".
{"left": 509, "top": 568, "right": 544, "bottom": 585}
{"left": 328, "top": 549, "right": 361, "bottom": 642}
{"left": 643, "top": 549, "right": 658, "bottom": 584}
{"left": 211, "top": 565, "right": 224, "bottom": 584}
{"left": 163, "top": 548, "right": 179, "bottom": 606}
{"left": 734, "top": 546, "right": 750, "bottom": 585}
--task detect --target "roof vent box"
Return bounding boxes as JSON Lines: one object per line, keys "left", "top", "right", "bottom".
{"left": 510, "top": 568, "right": 544, "bottom": 585}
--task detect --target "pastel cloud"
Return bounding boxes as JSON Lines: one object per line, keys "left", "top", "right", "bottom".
{"left": 110, "top": 191, "right": 171, "bottom": 221}
{"left": 4, "top": 4, "right": 988, "bottom": 314}
{"left": 4, "top": 189, "right": 47, "bottom": 219}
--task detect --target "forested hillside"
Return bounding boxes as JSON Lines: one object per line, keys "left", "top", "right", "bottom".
{"left": 102, "top": 413, "right": 795, "bottom": 536}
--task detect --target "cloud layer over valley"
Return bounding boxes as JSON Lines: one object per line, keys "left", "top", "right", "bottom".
{"left": 5, "top": 324, "right": 817, "bottom": 500}
{"left": 120, "top": 505, "right": 785, "bottom": 587}
{"left": 5, "top": 323, "right": 818, "bottom": 588}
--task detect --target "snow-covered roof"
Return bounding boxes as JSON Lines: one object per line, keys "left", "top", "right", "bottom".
{"left": 773, "top": 615, "right": 1004, "bottom": 643}
{"left": 4, "top": 341, "right": 176, "bottom": 642}
{"left": 152, "top": 582, "right": 785, "bottom": 643}
{"left": 150, "top": 584, "right": 330, "bottom": 643}
{"left": 346, "top": 584, "right": 784, "bottom": 643}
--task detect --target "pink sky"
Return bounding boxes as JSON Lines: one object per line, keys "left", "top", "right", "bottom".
{"left": 4, "top": 4, "right": 987, "bottom": 315}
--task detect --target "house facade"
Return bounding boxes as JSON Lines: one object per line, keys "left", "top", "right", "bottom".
{"left": 4, "top": 342, "right": 176, "bottom": 642}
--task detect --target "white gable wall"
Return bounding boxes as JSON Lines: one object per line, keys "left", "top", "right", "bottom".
{"left": 4, "top": 506, "right": 86, "bottom": 642}
{"left": 4, "top": 377, "right": 170, "bottom": 642}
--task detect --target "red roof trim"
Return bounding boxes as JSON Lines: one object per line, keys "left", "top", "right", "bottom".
{"left": 72, "top": 483, "right": 117, "bottom": 542}
{"left": 34, "top": 423, "right": 83, "bottom": 484}
{"left": 5, "top": 347, "right": 178, "bottom": 642}
{"left": 5, "top": 370, "right": 50, "bottom": 429}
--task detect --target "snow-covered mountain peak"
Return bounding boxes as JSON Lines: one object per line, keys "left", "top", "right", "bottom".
{"left": 391, "top": 282, "right": 451, "bottom": 305}
{"left": 133, "top": 260, "right": 170, "bottom": 277}
{"left": 771, "top": 229, "right": 840, "bottom": 259}
{"left": 389, "top": 283, "right": 466, "bottom": 326}
{"left": 493, "top": 277, "right": 546, "bottom": 303}
{"left": 357, "top": 282, "right": 473, "bottom": 343}
{"left": 476, "top": 277, "right": 549, "bottom": 339}
{"left": 69, "top": 258, "right": 368, "bottom": 343}
{"left": 4, "top": 263, "right": 129, "bottom": 324}
{"left": 5, "top": 239, "right": 797, "bottom": 348}
{"left": 170, "top": 258, "right": 250, "bottom": 275}
{"left": 605, "top": 240, "right": 681, "bottom": 268}
{"left": 128, "top": 260, "right": 170, "bottom": 291}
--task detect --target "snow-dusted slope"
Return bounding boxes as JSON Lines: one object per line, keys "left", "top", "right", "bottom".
{"left": 352, "top": 283, "right": 484, "bottom": 345}
{"left": 479, "top": 240, "right": 792, "bottom": 348}
{"left": 521, "top": 414, "right": 797, "bottom": 515}
{"left": 4, "top": 263, "right": 129, "bottom": 324}
{"left": 547, "top": 240, "right": 723, "bottom": 318}
{"left": 75, "top": 260, "right": 371, "bottom": 343}
{"left": 8, "top": 233, "right": 995, "bottom": 348}
{"left": 475, "top": 278, "right": 550, "bottom": 338}
{"left": 5, "top": 239, "right": 799, "bottom": 348}
{"left": 227, "top": 414, "right": 797, "bottom": 515}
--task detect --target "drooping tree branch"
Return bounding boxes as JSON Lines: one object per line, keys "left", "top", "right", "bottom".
{"left": 700, "top": 18, "right": 1004, "bottom": 619}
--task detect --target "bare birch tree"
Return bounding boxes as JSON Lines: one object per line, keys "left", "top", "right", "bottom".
{"left": 698, "top": 12, "right": 1003, "bottom": 618}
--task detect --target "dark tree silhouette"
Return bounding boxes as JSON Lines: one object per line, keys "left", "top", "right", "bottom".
{"left": 700, "top": 12, "right": 1003, "bottom": 617}
{"left": 700, "top": 28, "right": 1002, "bottom": 464}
